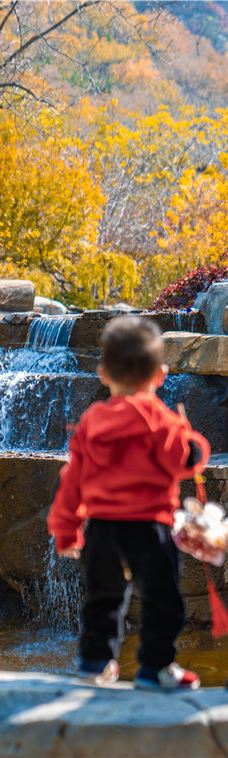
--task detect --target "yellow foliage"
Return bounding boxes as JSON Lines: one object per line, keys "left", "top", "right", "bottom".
{"left": 140, "top": 166, "right": 228, "bottom": 303}
{"left": 0, "top": 99, "right": 227, "bottom": 307}
{"left": 75, "top": 251, "right": 139, "bottom": 307}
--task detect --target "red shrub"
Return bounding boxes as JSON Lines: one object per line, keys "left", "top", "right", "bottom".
{"left": 152, "top": 265, "right": 228, "bottom": 311}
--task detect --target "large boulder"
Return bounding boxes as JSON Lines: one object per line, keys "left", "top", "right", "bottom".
{"left": 68, "top": 311, "right": 206, "bottom": 351}
{"left": 197, "top": 281, "right": 228, "bottom": 335}
{"left": 34, "top": 296, "right": 67, "bottom": 315}
{"left": 0, "top": 280, "right": 35, "bottom": 313}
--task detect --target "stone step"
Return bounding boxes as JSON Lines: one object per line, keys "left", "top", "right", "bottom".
{"left": 164, "top": 332, "right": 228, "bottom": 376}
{"left": 0, "top": 672, "right": 227, "bottom": 758}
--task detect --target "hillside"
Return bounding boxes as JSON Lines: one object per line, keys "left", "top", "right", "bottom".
{"left": 0, "top": 0, "right": 227, "bottom": 112}
{"left": 135, "top": 1, "right": 228, "bottom": 53}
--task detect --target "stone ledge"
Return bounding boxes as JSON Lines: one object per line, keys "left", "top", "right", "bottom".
{"left": 0, "top": 673, "right": 227, "bottom": 757}
{"left": 0, "top": 310, "right": 206, "bottom": 351}
{"left": 163, "top": 332, "right": 228, "bottom": 376}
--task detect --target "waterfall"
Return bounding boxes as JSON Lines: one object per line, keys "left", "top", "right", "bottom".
{"left": 27, "top": 316, "right": 75, "bottom": 350}
{"left": 33, "top": 539, "right": 82, "bottom": 633}
{"left": 0, "top": 316, "right": 80, "bottom": 452}
{"left": 0, "top": 372, "right": 78, "bottom": 451}
{"left": 176, "top": 310, "right": 187, "bottom": 331}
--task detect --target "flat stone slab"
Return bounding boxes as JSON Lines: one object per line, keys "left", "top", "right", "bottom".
{"left": 0, "top": 672, "right": 227, "bottom": 757}
{"left": 164, "top": 332, "right": 228, "bottom": 375}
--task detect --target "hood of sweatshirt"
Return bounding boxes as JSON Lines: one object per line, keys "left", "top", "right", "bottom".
{"left": 81, "top": 392, "right": 186, "bottom": 466}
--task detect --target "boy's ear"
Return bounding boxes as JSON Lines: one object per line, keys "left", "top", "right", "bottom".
{"left": 97, "top": 364, "right": 110, "bottom": 387}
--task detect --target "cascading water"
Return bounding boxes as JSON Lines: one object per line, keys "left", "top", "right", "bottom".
{"left": 0, "top": 317, "right": 81, "bottom": 452}
{"left": 0, "top": 315, "right": 83, "bottom": 633}
{"left": 32, "top": 539, "right": 82, "bottom": 633}
{"left": 159, "top": 374, "right": 227, "bottom": 453}
{"left": 27, "top": 316, "right": 75, "bottom": 350}
{"left": 176, "top": 310, "right": 187, "bottom": 331}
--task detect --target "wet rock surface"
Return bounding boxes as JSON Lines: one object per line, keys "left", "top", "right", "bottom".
{"left": 159, "top": 374, "right": 228, "bottom": 454}
{"left": 0, "top": 373, "right": 106, "bottom": 452}
{"left": 199, "top": 281, "right": 228, "bottom": 335}
{"left": 0, "top": 672, "right": 227, "bottom": 758}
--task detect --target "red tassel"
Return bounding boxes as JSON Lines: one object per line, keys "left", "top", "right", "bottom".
{"left": 194, "top": 475, "right": 228, "bottom": 638}
{"left": 205, "top": 565, "right": 228, "bottom": 638}
{"left": 195, "top": 479, "right": 207, "bottom": 505}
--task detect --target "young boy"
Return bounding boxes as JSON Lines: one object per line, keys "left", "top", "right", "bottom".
{"left": 48, "top": 316, "right": 210, "bottom": 690}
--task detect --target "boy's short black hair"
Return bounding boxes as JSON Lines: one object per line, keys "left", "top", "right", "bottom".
{"left": 101, "top": 316, "right": 164, "bottom": 384}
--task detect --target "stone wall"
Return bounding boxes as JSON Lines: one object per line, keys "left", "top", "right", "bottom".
{"left": 0, "top": 310, "right": 206, "bottom": 351}
{"left": 0, "top": 453, "right": 227, "bottom": 627}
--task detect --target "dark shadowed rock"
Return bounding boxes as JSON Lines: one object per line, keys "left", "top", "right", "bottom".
{"left": 0, "top": 453, "right": 64, "bottom": 586}
{"left": 224, "top": 307, "right": 228, "bottom": 334}
{"left": 159, "top": 374, "right": 228, "bottom": 454}
{"left": 0, "top": 454, "right": 227, "bottom": 627}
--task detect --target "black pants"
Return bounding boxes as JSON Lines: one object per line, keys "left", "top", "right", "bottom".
{"left": 80, "top": 520, "right": 185, "bottom": 669}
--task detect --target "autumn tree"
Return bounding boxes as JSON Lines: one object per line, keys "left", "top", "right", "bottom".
{"left": 141, "top": 162, "right": 228, "bottom": 303}
{"left": 0, "top": 108, "right": 139, "bottom": 305}
{"left": 75, "top": 101, "right": 228, "bottom": 254}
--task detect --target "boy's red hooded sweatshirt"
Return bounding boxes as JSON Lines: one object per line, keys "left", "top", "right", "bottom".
{"left": 48, "top": 392, "right": 210, "bottom": 552}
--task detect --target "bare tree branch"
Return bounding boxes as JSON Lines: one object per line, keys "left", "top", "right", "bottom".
{"left": 0, "top": 0, "right": 102, "bottom": 70}
{"left": 0, "top": 80, "right": 55, "bottom": 106}
{"left": 12, "top": 0, "right": 22, "bottom": 47}
{"left": 0, "top": 0, "right": 18, "bottom": 33}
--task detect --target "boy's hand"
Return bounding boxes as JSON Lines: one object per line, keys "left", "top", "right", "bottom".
{"left": 152, "top": 364, "right": 169, "bottom": 389}
{"left": 59, "top": 547, "right": 81, "bottom": 559}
